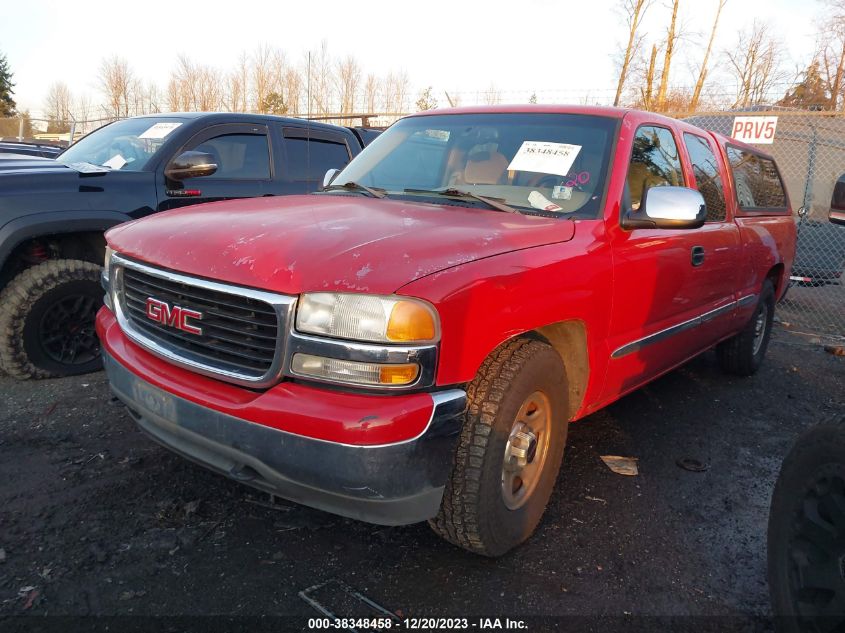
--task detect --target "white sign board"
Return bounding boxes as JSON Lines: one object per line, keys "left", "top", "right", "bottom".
{"left": 731, "top": 116, "right": 778, "bottom": 144}
{"left": 506, "top": 141, "right": 581, "bottom": 177}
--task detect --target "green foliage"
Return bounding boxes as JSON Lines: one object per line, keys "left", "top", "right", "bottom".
{"left": 529, "top": 92, "right": 538, "bottom": 104}
{"left": 261, "top": 92, "right": 288, "bottom": 114}
{"left": 415, "top": 86, "right": 437, "bottom": 111}
{"left": 0, "top": 52, "right": 16, "bottom": 117}
{"left": 778, "top": 62, "right": 829, "bottom": 110}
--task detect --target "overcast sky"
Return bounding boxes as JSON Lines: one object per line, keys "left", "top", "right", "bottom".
{"left": 1, "top": 0, "right": 819, "bottom": 117}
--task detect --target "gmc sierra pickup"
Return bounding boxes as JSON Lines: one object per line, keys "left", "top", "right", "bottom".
{"left": 97, "top": 105, "right": 796, "bottom": 556}
{"left": 0, "top": 112, "right": 376, "bottom": 379}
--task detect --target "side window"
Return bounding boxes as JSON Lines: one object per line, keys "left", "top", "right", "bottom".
{"left": 190, "top": 133, "right": 270, "bottom": 179}
{"left": 683, "top": 133, "right": 727, "bottom": 222}
{"left": 284, "top": 137, "right": 351, "bottom": 184}
{"left": 626, "top": 126, "right": 683, "bottom": 210}
{"left": 726, "top": 146, "right": 787, "bottom": 210}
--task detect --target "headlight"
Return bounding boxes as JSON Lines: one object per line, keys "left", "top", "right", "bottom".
{"left": 296, "top": 293, "right": 438, "bottom": 344}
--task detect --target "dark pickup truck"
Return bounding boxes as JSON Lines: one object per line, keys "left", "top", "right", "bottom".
{"left": 0, "top": 112, "right": 377, "bottom": 379}
{"left": 0, "top": 141, "right": 65, "bottom": 159}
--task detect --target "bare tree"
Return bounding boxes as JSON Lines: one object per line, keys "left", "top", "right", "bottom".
{"left": 614, "top": 0, "right": 652, "bottom": 107}
{"left": 364, "top": 74, "right": 380, "bottom": 113}
{"left": 817, "top": 0, "right": 845, "bottom": 110}
{"left": 689, "top": 0, "right": 727, "bottom": 111}
{"left": 225, "top": 69, "right": 245, "bottom": 112}
{"left": 639, "top": 43, "right": 659, "bottom": 109}
{"left": 166, "top": 55, "right": 224, "bottom": 112}
{"left": 725, "top": 20, "right": 788, "bottom": 107}
{"left": 98, "top": 56, "right": 134, "bottom": 118}
{"left": 252, "top": 45, "right": 275, "bottom": 113}
{"left": 283, "top": 67, "right": 303, "bottom": 115}
{"left": 306, "top": 42, "right": 335, "bottom": 115}
{"left": 73, "top": 94, "right": 92, "bottom": 124}
{"left": 44, "top": 81, "right": 73, "bottom": 131}
{"left": 484, "top": 83, "right": 502, "bottom": 105}
{"left": 336, "top": 55, "right": 362, "bottom": 115}
{"left": 382, "top": 70, "right": 409, "bottom": 113}
{"left": 655, "top": 0, "right": 681, "bottom": 111}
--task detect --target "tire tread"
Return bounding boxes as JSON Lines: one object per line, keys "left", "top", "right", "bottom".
{"left": 0, "top": 259, "right": 102, "bottom": 379}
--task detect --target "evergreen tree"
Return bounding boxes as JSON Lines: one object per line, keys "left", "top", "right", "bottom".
{"left": 415, "top": 86, "right": 437, "bottom": 111}
{"left": 778, "top": 62, "right": 829, "bottom": 110}
{"left": 0, "top": 52, "right": 16, "bottom": 117}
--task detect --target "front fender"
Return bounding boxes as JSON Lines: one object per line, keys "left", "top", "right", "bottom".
{"left": 0, "top": 210, "right": 133, "bottom": 269}
{"left": 396, "top": 220, "right": 613, "bottom": 420}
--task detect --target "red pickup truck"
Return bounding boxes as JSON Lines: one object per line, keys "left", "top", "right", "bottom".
{"left": 97, "top": 106, "right": 796, "bottom": 556}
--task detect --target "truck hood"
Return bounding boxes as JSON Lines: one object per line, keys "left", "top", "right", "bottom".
{"left": 0, "top": 165, "right": 155, "bottom": 223}
{"left": 106, "top": 194, "right": 577, "bottom": 295}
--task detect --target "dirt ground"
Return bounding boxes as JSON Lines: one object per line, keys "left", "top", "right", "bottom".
{"left": 0, "top": 326, "right": 843, "bottom": 631}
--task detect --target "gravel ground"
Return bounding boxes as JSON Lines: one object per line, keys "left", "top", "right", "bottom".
{"left": 0, "top": 326, "right": 842, "bottom": 630}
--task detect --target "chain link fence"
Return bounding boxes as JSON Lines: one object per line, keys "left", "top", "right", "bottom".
{"left": 684, "top": 111, "right": 845, "bottom": 338}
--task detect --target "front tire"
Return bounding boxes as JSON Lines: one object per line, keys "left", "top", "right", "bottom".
{"left": 0, "top": 259, "right": 103, "bottom": 379}
{"left": 429, "top": 338, "right": 568, "bottom": 557}
{"left": 768, "top": 417, "right": 845, "bottom": 631}
{"left": 717, "top": 279, "right": 775, "bottom": 376}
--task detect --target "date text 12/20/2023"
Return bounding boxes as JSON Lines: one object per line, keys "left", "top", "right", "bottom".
{"left": 307, "top": 617, "right": 529, "bottom": 630}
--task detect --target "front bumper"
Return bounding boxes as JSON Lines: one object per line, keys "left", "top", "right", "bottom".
{"left": 101, "top": 331, "right": 466, "bottom": 526}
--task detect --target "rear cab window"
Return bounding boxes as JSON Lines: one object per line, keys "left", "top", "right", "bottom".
{"left": 725, "top": 145, "right": 788, "bottom": 214}
{"left": 282, "top": 128, "right": 352, "bottom": 188}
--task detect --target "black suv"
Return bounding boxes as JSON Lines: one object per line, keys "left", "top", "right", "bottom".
{"left": 0, "top": 112, "right": 378, "bottom": 379}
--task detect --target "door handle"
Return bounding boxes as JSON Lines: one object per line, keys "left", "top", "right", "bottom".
{"left": 691, "top": 246, "right": 705, "bottom": 267}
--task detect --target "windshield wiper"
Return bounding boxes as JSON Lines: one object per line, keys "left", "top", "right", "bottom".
{"left": 403, "top": 188, "right": 516, "bottom": 213}
{"left": 323, "top": 181, "right": 387, "bottom": 199}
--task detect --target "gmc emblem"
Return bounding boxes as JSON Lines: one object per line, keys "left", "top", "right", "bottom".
{"left": 145, "top": 297, "right": 203, "bottom": 335}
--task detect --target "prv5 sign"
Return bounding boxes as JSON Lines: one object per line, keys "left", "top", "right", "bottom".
{"left": 731, "top": 116, "right": 778, "bottom": 144}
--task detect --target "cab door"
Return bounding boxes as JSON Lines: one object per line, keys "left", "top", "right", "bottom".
{"left": 679, "top": 131, "right": 742, "bottom": 341}
{"left": 601, "top": 123, "right": 734, "bottom": 400}
{"left": 158, "top": 123, "right": 272, "bottom": 210}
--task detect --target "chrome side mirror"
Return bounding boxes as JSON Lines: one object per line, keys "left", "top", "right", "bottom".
{"left": 623, "top": 186, "right": 706, "bottom": 230}
{"left": 164, "top": 151, "right": 218, "bottom": 181}
{"left": 322, "top": 168, "right": 340, "bottom": 190}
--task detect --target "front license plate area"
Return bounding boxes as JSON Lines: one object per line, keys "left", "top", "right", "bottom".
{"left": 131, "top": 380, "right": 177, "bottom": 421}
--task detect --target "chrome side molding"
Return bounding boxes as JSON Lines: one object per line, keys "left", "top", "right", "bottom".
{"left": 611, "top": 294, "right": 757, "bottom": 359}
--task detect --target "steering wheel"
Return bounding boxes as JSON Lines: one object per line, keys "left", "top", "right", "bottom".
{"left": 532, "top": 175, "right": 562, "bottom": 188}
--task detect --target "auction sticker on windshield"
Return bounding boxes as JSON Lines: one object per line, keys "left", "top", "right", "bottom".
{"left": 507, "top": 141, "right": 581, "bottom": 177}
{"left": 139, "top": 122, "right": 182, "bottom": 139}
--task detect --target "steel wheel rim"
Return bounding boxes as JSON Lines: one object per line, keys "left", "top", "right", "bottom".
{"left": 787, "top": 469, "right": 845, "bottom": 624}
{"left": 752, "top": 302, "right": 768, "bottom": 355}
{"left": 38, "top": 293, "right": 100, "bottom": 365}
{"left": 501, "top": 391, "right": 552, "bottom": 510}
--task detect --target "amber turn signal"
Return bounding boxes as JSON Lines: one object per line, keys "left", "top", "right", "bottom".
{"left": 378, "top": 363, "right": 420, "bottom": 385}
{"left": 386, "top": 300, "right": 437, "bottom": 342}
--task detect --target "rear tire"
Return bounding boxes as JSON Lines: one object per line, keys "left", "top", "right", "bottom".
{"left": 717, "top": 279, "right": 775, "bottom": 376}
{"left": 0, "top": 259, "right": 103, "bottom": 379}
{"left": 429, "top": 338, "right": 568, "bottom": 557}
{"left": 768, "top": 417, "right": 845, "bottom": 631}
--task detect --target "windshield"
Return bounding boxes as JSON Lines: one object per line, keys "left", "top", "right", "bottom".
{"left": 331, "top": 113, "right": 618, "bottom": 217}
{"left": 57, "top": 117, "right": 185, "bottom": 171}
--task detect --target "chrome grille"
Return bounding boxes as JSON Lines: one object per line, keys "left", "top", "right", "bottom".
{"left": 112, "top": 255, "right": 295, "bottom": 387}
